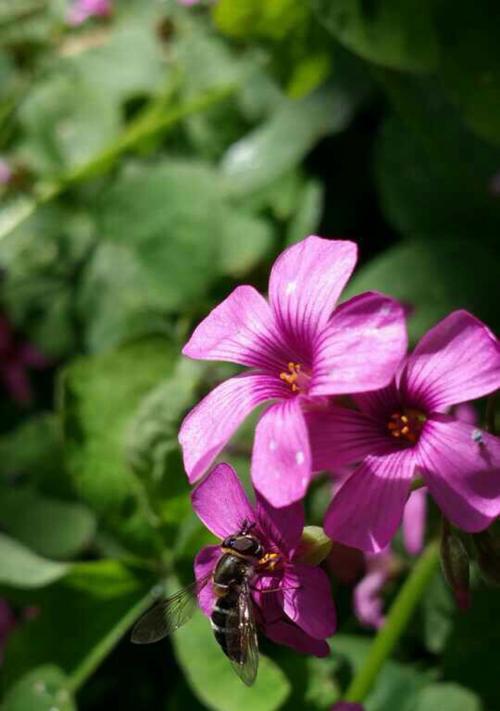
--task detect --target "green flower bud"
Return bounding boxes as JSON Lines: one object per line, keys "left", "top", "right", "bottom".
{"left": 472, "top": 522, "right": 500, "bottom": 586}
{"left": 295, "top": 525, "right": 332, "bottom": 566}
{"left": 440, "top": 521, "right": 470, "bottom": 611}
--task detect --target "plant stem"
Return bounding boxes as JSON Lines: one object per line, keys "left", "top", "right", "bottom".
{"left": 66, "top": 589, "right": 154, "bottom": 694}
{"left": 0, "top": 83, "right": 235, "bottom": 242}
{"left": 344, "top": 539, "right": 440, "bottom": 703}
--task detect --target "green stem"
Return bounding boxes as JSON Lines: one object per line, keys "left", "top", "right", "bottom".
{"left": 0, "top": 83, "right": 235, "bottom": 242}
{"left": 344, "top": 540, "right": 440, "bottom": 704}
{"left": 66, "top": 589, "right": 154, "bottom": 694}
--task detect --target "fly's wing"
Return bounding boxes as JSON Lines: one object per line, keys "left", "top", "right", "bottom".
{"left": 229, "top": 579, "right": 259, "bottom": 686}
{"left": 131, "top": 575, "right": 211, "bottom": 644}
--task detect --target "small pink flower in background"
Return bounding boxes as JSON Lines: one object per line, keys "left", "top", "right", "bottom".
{"left": 354, "top": 548, "right": 392, "bottom": 629}
{"left": 0, "top": 313, "right": 48, "bottom": 405}
{"left": 0, "top": 158, "right": 12, "bottom": 185}
{"left": 180, "top": 236, "right": 407, "bottom": 507}
{"left": 192, "top": 463, "right": 336, "bottom": 656}
{"left": 308, "top": 310, "right": 500, "bottom": 553}
{"left": 66, "top": 0, "right": 112, "bottom": 26}
{"left": 0, "top": 600, "right": 16, "bottom": 665}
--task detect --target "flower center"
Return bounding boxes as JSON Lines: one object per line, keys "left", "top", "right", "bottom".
{"left": 258, "top": 551, "right": 281, "bottom": 571}
{"left": 387, "top": 408, "right": 426, "bottom": 444}
{"left": 279, "top": 362, "right": 310, "bottom": 393}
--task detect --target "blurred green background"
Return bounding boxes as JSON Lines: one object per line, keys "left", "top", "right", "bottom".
{"left": 0, "top": 1, "right": 499, "bottom": 709}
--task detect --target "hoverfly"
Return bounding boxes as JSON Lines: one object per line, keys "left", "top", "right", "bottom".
{"left": 131, "top": 522, "right": 274, "bottom": 686}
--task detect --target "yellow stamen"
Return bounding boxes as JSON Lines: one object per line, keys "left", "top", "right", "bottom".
{"left": 258, "top": 552, "right": 281, "bottom": 570}
{"left": 279, "top": 362, "right": 303, "bottom": 393}
{"left": 387, "top": 409, "right": 426, "bottom": 444}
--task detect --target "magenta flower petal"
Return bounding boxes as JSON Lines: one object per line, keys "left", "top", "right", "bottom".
{"left": 282, "top": 564, "right": 336, "bottom": 638}
{"left": 354, "top": 567, "right": 387, "bottom": 629}
{"left": 307, "top": 405, "right": 392, "bottom": 472}
{"left": 194, "top": 545, "right": 220, "bottom": 616}
{"left": 402, "top": 488, "right": 427, "bottom": 555}
{"left": 252, "top": 398, "right": 312, "bottom": 507}
{"left": 268, "top": 236, "right": 357, "bottom": 350}
{"left": 182, "top": 285, "right": 286, "bottom": 370}
{"left": 179, "top": 373, "right": 283, "bottom": 483}
{"left": 255, "top": 495, "right": 304, "bottom": 556}
{"left": 191, "top": 463, "right": 255, "bottom": 539}
{"left": 2, "top": 364, "right": 32, "bottom": 404}
{"left": 454, "top": 402, "right": 477, "bottom": 425}
{"left": 416, "top": 416, "right": 500, "bottom": 531}
{"left": 310, "top": 292, "right": 407, "bottom": 397}
{"left": 401, "top": 310, "right": 500, "bottom": 411}
{"left": 264, "top": 618, "right": 330, "bottom": 657}
{"left": 325, "top": 449, "right": 416, "bottom": 553}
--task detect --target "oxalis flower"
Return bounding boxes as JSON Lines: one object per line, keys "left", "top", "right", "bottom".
{"left": 192, "top": 463, "right": 336, "bottom": 656}
{"left": 308, "top": 310, "right": 500, "bottom": 553}
{"left": 180, "top": 236, "right": 407, "bottom": 506}
{"left": 66, "top": 0, "right": 112, "bottom": 26}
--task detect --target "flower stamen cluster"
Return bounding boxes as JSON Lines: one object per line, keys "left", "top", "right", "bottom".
{"left": 279, "top": 362, "right": 307, "bottom": 393}
{"left": 387, "top": 409, "right": 426, "bottom": 443}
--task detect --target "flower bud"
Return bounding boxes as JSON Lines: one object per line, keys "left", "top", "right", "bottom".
{"left": 440, "top": 522, "right": 470, "bottom": 611}
{"left": 472, "top": 522, "right": 500, "bottom": 586}
{"left": 295, "top": 526, "right": 332, "bottom": 566}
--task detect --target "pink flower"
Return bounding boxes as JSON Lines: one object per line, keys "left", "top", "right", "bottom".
{"left": 0, "top": 600, "right": 16, "bottom": 665}
{"left": 180, "top": 236, "right": 407, "bottom": 507}
{"left": 353, "top": 548, "right": 392, "bottom": 629}
{"left": 308, "top": 310, "right": 500, "bottom": 552}
{"left": 66, "top": 0, "right": 112, "bottom": 26}
{"left": 192, "top": 463, "right": 336, "bottom": 656}
{"left": 0, "top": 314, "right": 48, "bottom": 405}
{"left": 331, "top": 704, "right": 364, "bottom": 710}
{"left": 0, "top": 158, "right": 12, "bottom": 185}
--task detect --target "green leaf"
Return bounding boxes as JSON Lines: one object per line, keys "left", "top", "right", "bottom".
{"left": 2, "top": 665, "right": 76, "bottom": 711}
{"left": 343, "top": 239, "right": 500, "bottom": 342}
{"left": 0, "top": 486, "right": 96, "bottom": 560}
{"left": 0, "top": 205, "right": 94, "bottom": 358}
{"left": 219, "top": 208, "right": 273, "bottom": 277}
{"left": 0, "top": 414, "right": 65, "bottom": 494}
{"left": 173, "top": 609, "right": 290, "bottom": 711}
{"left": 213, "top": 0, "right": 309, "bottom": 41}
{"left": 374, "top": 110, "right": 500, "bottom": 243}
{"left": 443, "top": 588, "right": 500, "bottom": 709}
{"left": 286, "top": 178, "right": 324, "bottom": 245}
{"left": 126, "top": 358, "right": 201, "bottom": 525}
{"left": 18, "top": 70, "right": 120, "bottom": 175}
{"left": 312, "top": 0, "right": 438, "bottom": 72}
{"left": 60, "top": 338, "right": 173, "bottom": 517}
{"left": 412, "top": 683, "right": 483, "bottom": 711}
{"left": 422, "top": 572, "right": 455, "bottom": 654}
{"left": 66, "top": 20, "right": 167, "bottom": 104}
{"left": 0, "top": 533, "right": 69, "bottom": 588}
{"left": 220, "top": 86, "right": 362, "bottom": 195}
{"left": 78, "top": 241, "right": 169, "bottom": 353}
{"left": 2, "top": 560, "right": 153, "bottom": 691}
{"left": 332, "top": 635, "right": 428, "bottom": 711}
{"left": 97, "top": 161, "right": 225, "bottom": 310}
{"left": 436, "top": 1, "right": 500, "bottom": 145}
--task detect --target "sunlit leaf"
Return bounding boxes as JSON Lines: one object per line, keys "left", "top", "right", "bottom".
{"left": 0, "top": 533, "right": 69, "bottom": 588}
{"left": 173, "top": 609, "right": 290, "bottom": 711}
{"left": 2, "top": 665, "right": 76, "bottom": 711}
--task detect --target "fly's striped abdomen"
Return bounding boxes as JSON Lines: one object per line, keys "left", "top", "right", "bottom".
{"left": 211, "top": 594, "right": 242, "bottom": 660}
